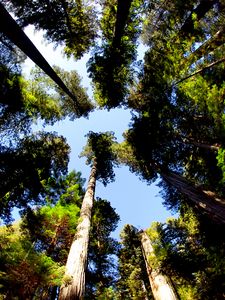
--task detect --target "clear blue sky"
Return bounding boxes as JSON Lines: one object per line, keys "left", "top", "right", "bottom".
{"left": 23, "top": 26, "right": 174, "bottom": 238}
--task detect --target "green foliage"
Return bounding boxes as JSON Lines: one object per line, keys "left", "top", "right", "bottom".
{"left": 23, "top": 66, "right": 93, "bottom": 123}
{"left": 87, "top": 0, "right": 144, "bottom": 108}
{"left": 21, "top": 170, "right": 84, "bottom": 259}
{"left": 117, "top": 224, "right": 153, "bottom": 299}
{"left": 80, "top": 131, "right": 118, "bottom": 186}
{"left": 0, "top": 171, "right": 84, "bottom": 299}
{"left": 0, "top": 223, "right": 65, "bottom": 299}
{"left": 145, "top": 207, "right": 225, "bottom": 299}
{"left": 5, "top": 0, "right": 98, "bottom": 59}
{"left": 217, "top": 148, "right": 225, "bottom": 182}
{"left": 86, "top": 198, "right": 120, "bottom": 298}
{"left": 0, "top": 132, "right": 70, "bottom": 222}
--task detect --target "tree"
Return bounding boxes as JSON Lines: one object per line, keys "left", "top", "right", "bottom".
{"left": 117, "top": 224, "right": 152, "bottom": 300}
{"left": 0, "top": 222, "right": 65, "bottom": 299}
{"left": 0, "top": 132, "right": 70, "bottom": 222}
{"left": 0, "top": 2, "right": 83, "bottom": 106}
{"left": 115, "top": 130, "right": 225, "bottom": 224}
{"left": 86, "top": 198, "right": 120, "bottom": 299}
{"left": 0, "top": 171, "right": 85, "bottom": 299}
{"left": 87, "top": 0, "right": 144, "bottom": 108}
{"left": 59, "top": 132, "right": 117, "bottom": 299}
{"left": 25, "top": 66, "right": 93, "bottom": 122}
{"left": 119, "top": 5, "right": 225, "bottom": 222}
{"left": 3, "top": 0, "right": 98, "bottom": 59}
{"left": 140, "top": 231, "right": 178, "bottom": 300}
{"left": 145, "top": 207, "right": 225, "bottom": 299}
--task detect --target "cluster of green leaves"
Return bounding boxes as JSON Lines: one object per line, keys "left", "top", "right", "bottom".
{"left": 0, "top": 171, "right": 84, "bottom": 299}
{"left": 25, "top": 66, "right": 94, "bottom": 122}
{"left": 0, "top": 132, "right": 70, "bottom": 222}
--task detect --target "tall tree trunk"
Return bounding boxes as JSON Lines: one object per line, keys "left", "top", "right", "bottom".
{"left": 140, "top": 232, "right": 178, "bottom": 300}
{"left": 161, "top": 170, "right": 225, "bottom": 224}
{"left": 59, "top": 158, "right": 97, "bottom": 300}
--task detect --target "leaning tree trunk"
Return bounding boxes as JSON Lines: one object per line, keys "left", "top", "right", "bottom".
{"left": 161, "top": 171, "right": 225, "bottom": 224}
{"left": 59, "top": 158, "right": 97, "bottom": 300}
{"left": 140, "top": 232, "right": 178, "bottom": 300}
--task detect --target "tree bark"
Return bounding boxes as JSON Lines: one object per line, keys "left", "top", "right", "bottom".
{"left": 141, "top": 232, "right": 178, "bottom": 300}
{"left": 161, "top": 170, "right": 225, "bottom": 224}
{"left": 59, "top": 158, "right": 97, "bottom": 300}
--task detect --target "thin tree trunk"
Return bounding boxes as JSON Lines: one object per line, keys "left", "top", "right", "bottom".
{"left": 161, "top": 170, "right": 225, "bottom": 224}
{"left": 175, "top": 56, "right": 225, "bottom": 85}
{"left": 186, "top": 28, "right": 225, "bottom": 66}
{"left": 141, "top": 232, "right": 178, "bottom": 300}
{"left": 59, "top": 158, "right": 97, "bottom": 300}
{"left": 185, "top": 140, "right": 220, "bottom": 152}
{"left": 175, "top": 134, "right": 220, "bottom": 152}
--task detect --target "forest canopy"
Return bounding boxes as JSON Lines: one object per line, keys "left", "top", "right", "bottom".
{"left": 1, "top": 0, "right": 225, "bottom": 299}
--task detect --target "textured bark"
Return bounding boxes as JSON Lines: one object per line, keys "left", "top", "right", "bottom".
{"left": 59, "top": 159, "right": 97, "bottom": 300}
{"left": 141, "top": 232, "right": 178, "bottom": 300}
{"left": 162, "top": 171, "right": 225, "bottom": 224}
{"left": 0, "top": 3, "right": 78, "bottom": 107}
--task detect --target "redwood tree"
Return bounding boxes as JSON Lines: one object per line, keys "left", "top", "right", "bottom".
{"left": 59, "top": 132, "right": 117, "bottom": 300}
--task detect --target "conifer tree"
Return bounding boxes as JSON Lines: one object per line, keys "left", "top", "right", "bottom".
{"left": 140, "top": 231, "right": 178, "bottom": 300}
{"left": 117, "top": 224, "right": 152, "bottom": 300}
{"left": 59, "top": 132, "right": 117, "bottom": 300}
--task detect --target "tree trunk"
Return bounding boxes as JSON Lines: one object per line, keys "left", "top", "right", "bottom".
{"left": 112, "top": 0, "right": 132, "bottom": 48}
{"left": 175, "top": 56, "right": 225, "bottom": 85}
{"left": 184, "top": 140, "right": 220, "bottom": 152}
{"left": 140, "top": 232, "right": 178, "bottom": 300}
{"left": 161, "top": 170, "right": 225, "bottom": 224}
{"left": 59, "top": 158, "right": 97, "bottom": 300}
{"left": 176, "top": 134, "right": 220, "bottom": 152}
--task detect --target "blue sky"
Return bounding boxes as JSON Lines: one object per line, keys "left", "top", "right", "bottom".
{"left": 23, "top": 26, "right": 174, "bottom": 237}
